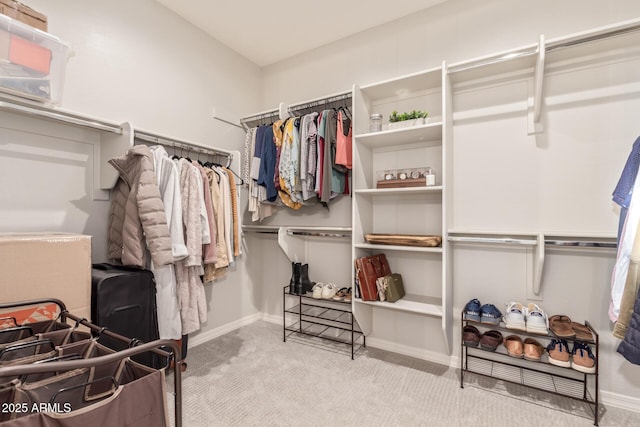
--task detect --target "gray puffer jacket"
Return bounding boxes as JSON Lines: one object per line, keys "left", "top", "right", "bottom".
{"left": 108, "top": 145, "right": 173, "bottom": 268}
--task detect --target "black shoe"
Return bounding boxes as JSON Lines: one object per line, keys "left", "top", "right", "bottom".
{"left": 289, "top": 262, "right": 301, "bottom": 294}
{"left": 300, "top": 263, "right": 313, "bottom": 293}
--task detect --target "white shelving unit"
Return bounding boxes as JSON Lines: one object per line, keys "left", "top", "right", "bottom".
{"left": 351, "top": 62, "right": 453, "bottom": 354}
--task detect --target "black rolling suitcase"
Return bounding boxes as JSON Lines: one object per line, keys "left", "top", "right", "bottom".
{"left": 91, "top": 263, "right": 166, "bottom": 368}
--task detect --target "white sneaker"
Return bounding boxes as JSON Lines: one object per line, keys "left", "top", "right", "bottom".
{"left": 321, "top": 283, "right": 338, "bottom": 299}
{"left": 525, "top": 303, "right": 548, "bottom": 335}
{"left": 312, "top": 283, "right": 324, "bottom": 299}
{"left": 503, "top": 302, "right": 526, "bottom": 331}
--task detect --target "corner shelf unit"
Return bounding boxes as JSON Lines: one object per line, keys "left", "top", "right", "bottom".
{"left": 283, "top": 287, "right": 365, "bottom": 359}
{"left": 460, "top": 314, "right": 599, "bottom": 425}
{"left": 351, "top": 63, "right": 453, "bottom": 354}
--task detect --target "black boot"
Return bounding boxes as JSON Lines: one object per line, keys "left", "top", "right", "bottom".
{"left": 300, "top": 263, "right": 313, "bottom": 294}
{"left": 294, "top": 263, "right": 305, "bottom": 295}
{"left": 289, "top": 262, "right": 301, "bottom": 294}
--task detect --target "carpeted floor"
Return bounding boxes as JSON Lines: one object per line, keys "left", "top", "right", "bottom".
{"left": 166, "top": 321, "right": 640, "bottom": 427}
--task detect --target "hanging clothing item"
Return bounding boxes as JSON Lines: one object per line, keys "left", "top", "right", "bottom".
{"left": 614, "top": 221, "right": 640, "bottom": 339}
{"left": 249, "top": 126, "right": 275, "bottom": 222}
{"left": 217, "top": 166, "right": 234, "bottom": 266}
{"left": 318, "top": 109, "right": 345, "bottom": 204}
{"left": 193, "top": 161, "right": 217, "bottom": 265}
{"left": 108, "top": 145, "right": 173, "bottom": 268}
{"left": 149, "top": 145, "right": 185, "bottom": 340}
{"left": 193, "top": 162, "right": 211, "bottom": 246}
{"left": 617, "top": 291, "right": 640, "bottom": 365}
{"left": 174, "top": 158, "right": 207, "bottom": 334}
{"left": 204, "top": 167, "right": 229, "bottom": 282}
{"left": 335, "top": 109, "right": 352, "bottom": 169}
{"left": 300, "top": 112, "right": 319, "bottom": 201}
{"left": 224, "top": 168, "right": 241, "bottom": 257}
{"left": 278, "top": 118, "right": 303, "bottom": 210}
{"left": 611, "top": 160, "right": 640, "bottom": 322}
{"left": 149, "top": 145, "right": 188, "bottom": 260}
{"left": 273, "top": 120, "right": 284, "bottom": 194}
{"left": 257, "top": 125, "right": 278, "bottom": 202}
{"left": 315, "top": 111, "right": 324, "bottom": 197}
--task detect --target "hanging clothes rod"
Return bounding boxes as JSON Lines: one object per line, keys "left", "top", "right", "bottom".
{"left": 0, "top": 98, "right": 122, "bottom": 134}
{"left": 286, "top": 230, "right": 351, "bottom": 238}
{"left": 447, "top": 233, "right": 617, "bottom": 249}
{"left": 134, "top": 130, "right": 233, "bottom": 166}
{"left": 212, "top": 116, "right": 244, "bottom": 130}
{"left": 240, "top": 90, "right": 352, "bottom": 126}
{"left": 242, "top": 225, "right": 280, "bottom": 235}
{"left": 287, "top": 91, "right": 352, "bottom": 112}
{"left": 448, "top": 18, "right": 640, "bottom": 74}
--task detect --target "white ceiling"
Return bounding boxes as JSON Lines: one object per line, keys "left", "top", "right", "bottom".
{"left": 156, "top": 0, "right": 449, "bottom": 67}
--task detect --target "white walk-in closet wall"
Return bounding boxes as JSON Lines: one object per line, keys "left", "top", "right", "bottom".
{"left": 1, "top": 0, "right": 639, "bottom": 413}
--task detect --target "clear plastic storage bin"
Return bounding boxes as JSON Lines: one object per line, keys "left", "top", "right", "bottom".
{"left": 0, "top": 13, "right": 70, "bottom": 104}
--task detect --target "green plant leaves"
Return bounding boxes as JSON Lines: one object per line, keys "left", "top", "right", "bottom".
{"left": 388, "top": 109, "right": 428, "bottom": 122}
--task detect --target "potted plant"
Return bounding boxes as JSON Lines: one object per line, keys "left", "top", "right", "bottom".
{"left": 388, "top": 110, "right": 429, "bottom": 130}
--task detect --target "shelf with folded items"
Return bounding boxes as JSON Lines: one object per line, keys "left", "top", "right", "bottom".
{"left": 282, "top": 286, "right": 365, "bottom": 360}
{"left": 460, "top": 313, "right": 599, "bottom": 425}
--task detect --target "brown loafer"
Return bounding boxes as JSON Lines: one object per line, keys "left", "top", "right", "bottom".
{"left": 523, "top": 337, "right": 544, "bottom": 361}
{"left": 549, "top": 314, "right": 575, "bottom": 338}
{"left": 463, "top": 325, "right": 481, "bottom": 347}
{"left": 479, "top": 330, "right": 503, "bottom": 352}
{"left": 504, "top": 335, "right": 524, "bottom": 358}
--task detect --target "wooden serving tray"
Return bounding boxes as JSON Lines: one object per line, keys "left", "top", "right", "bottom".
{"left": 376, "top": 178, "right": 426, "bottom": 189}
{"left": 365, "top": 233, "right": 442, "bottom": 247}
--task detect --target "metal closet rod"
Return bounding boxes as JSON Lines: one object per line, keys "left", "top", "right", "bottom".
{"left": 286, "top": 230, "right": 351, "bottom": 238}
{"left": 243, "top": 225, "right": 352, "bottom": 237}
{"left": 448, "top": 19, "right": 640, "bottom": 74}
{"left": 288, "top": 92, "right": 352, "bottom": 112}
{"left": 134, "top": 131, "right": 233, "bottom": 166}
{"left": 240, "top": 91, "right": 352, "bottom": 125}
{"left": 447, "top": 234, "right": 616, "bottom": 249}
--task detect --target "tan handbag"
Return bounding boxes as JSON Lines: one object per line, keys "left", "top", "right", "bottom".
{"left": 382, "top": 273, "right": 405, "bottom": 302}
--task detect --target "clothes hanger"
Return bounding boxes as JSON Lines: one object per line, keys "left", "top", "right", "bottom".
{"left": 171, "top": 142, "right": 180, "bottom": 160}
{"left": 224, "top": 165, "right": 245, "bottom": 186}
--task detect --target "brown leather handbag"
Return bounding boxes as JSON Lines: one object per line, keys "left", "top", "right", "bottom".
{"left": 354, "top": 254, "right": 391, "bottom": 301}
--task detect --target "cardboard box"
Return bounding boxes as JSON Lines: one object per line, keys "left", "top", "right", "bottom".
{"left": 0, "top": 233, "right": 92, "bottom": 322}
{"left": 0, "top": 0, "right": 47, "bottom": 31}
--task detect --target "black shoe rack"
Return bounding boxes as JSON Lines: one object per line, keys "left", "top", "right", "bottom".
{"left": 460, "top": 312, "right": 599, "bottom": 426}
{"left": 282, "top": 286, "right": 365, "bottom": 359}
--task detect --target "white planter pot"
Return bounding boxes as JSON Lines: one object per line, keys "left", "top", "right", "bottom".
{"left": 388, "top": 117, "right": 426, "bottom": 130}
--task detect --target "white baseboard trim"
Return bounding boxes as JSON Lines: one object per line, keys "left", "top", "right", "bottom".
{"left": 601, "top": 390, "right": 640, "bottom": 413}
{"left": 366, "top": 337, "right": 457, "bottom": 368}
{"left": 189, "top": 312, "right": 263, "bottom": 349}
{"left": 261, "top": 313, "right": 283, "bottom": 325}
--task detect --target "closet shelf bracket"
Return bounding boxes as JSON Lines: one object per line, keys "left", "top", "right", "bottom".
{"left": 528, "top": 232, "right": 545, "bottom": 301}
{"left": 528, "top": 34, "right": 545, "bottom": 135}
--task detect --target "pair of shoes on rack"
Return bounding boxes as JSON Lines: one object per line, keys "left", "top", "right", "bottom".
{"left": 548, "top": 315, "right": 594, "bottom": 341}
{"left": 547, "top": 339, "right": 596, "bottom": 373}
{"left": 503, "top": 302, "right": 548, "bottom": 334}
{"left": 463, "top": 325, "right": 503, "bottom": 352}
{"left": 332, "top": 287, "right": 352, "bottom": 302}
{"left": 312, "top": 283, "right": 347, "bottom": 300}
{"left": 463, "top": 298, "right": 502, "bottom": 325}
{"left": 289, "top": 262, "right": 313, "bottom": 295}
{"left": 503, "top": 335, "right": 544, "bottom": 361}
